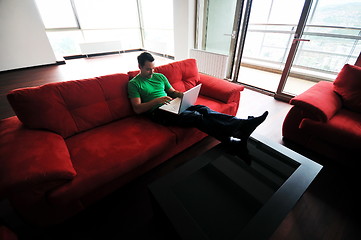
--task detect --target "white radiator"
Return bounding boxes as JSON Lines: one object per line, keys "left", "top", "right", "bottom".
{"left": 79, "top": 41, "right": 123, "bottom": 55}
{"left": 189, "top": 49, "right": 229, "bottom": 79}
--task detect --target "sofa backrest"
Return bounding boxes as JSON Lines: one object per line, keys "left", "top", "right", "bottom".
{"left": 128, "top": 58, "right": 200, "bottom": 92}
{"left": 7, "top": 73, "right": 133, "bottom": 138}
{"left": 333, "top": 64, "right": 361, "bottom": 113}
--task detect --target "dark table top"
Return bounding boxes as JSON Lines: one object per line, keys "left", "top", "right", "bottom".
{"left": 149, "top": 134, "right": 323, "bottom": 240}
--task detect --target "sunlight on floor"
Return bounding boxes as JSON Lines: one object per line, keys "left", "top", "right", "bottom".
{"left": 238, "top": 66, "right": 318, "bottom": 95}
{"left": 59, "top": 52, "right": 174, "bottom": 80}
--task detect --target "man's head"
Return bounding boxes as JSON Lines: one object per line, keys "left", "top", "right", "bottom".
{"left": 138, "top": 52, "right": 155, "bottom": 79}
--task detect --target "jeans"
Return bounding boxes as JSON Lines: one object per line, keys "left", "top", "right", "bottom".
{"left": 149, "top": 105, "right": 240, "bottom": 142}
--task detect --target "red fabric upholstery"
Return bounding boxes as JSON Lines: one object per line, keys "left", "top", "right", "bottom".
{"left": 127, "top": 70, "right": 139, "bottom": 79}
{"left": 50, "top": 116, "right": 176, "bottom": 205}
{"left": 199, "top": 73, "right": 244, "bottom": 104}
{"left": 80, "top": 124, "right": 207, "bottom": 209}
{"left": 1, "top": 59, "right": 244, "bottom": 226}
{"left": 7, "top": 83, "right": 78, "bottom": 138}
{"left": 299, "top": 109, "right": 361, "bottom": 149}
{"left": 196, "top": 95, "right": 237, "bottom": 115}
{"left": 290, "top": 81, "right": 342, "bottom": 122}
{"left": 282, "top": 106, "right": 312, "bottom": 145}
{"left": 333, "top": 64, "right": 361, "bottom": 113}
{"left": 283, "top": 106, "right": 361, "bottom": 164}
{"left": 97, "top": 74, "right": 135, "bottom": 119}
{"left": 0, "top": 225, "right": 18, "bottom": 240}
{"left": 56, "top": 78, "right": 114, "bottom": 134}
{"left": 0, "top": 117, "right": 76, "bottom": 197}
{"left": 7, "top": 74, "right": 131, "bottom": 138}
{"left": 156, "top": 58, "right": 200, "bottom": 91}
{"left": 283, "top": 64, "right": 361, "bottom": 164}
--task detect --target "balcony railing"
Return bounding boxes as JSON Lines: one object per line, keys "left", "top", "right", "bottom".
{"left": 242, "top": 23, "right": 361, "bottom": 80}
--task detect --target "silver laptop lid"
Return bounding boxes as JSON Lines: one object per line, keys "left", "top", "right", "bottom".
{"left": 179, "top": 84, "right": 202, "bottom": 113}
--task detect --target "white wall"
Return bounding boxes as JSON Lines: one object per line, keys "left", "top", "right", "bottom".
{"left": 0, "top": 0, "right": 57, "bottom": 71}
{"left": 173, "top": 0, "right": 196, "bottom": 60}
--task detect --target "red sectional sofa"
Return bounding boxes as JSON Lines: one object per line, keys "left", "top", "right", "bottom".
{"left": 282, "top": 63, "right": 361, "bottom": 165}
{"left": 0, "top": 59, "right": 244, "bottom": 226}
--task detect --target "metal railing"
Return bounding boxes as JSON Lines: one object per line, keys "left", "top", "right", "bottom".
{"left": 243, "top": 23, "right": 361, "bottom": 76}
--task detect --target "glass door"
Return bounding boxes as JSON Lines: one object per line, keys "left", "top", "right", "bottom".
{"left": 197, "top": 0, "right": 244, "bottom": 78}
{"left": 233, "top": 0, "right": 307, "bottom": 92}
{"left": 203, "top": 0, "right": 238, "bottom": 55}
{"left": 276, "top": 0, "right": 361, "bottom": 99}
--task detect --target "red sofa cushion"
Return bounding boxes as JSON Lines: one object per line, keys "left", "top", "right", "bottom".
{"left": 56, "top": 78, "right": 115, "bottom": 134}
{"left": 290, "top": 81, "right": 342, "bottom": 122}
{"left": 49, "top": 116, "right": 176, "bottom": 205}
{"left": 196, "top": 95, "right": 236, "bottom": 115}
{"left": 7, "top": 74, "right": 132, "bottom": 138}
{"left": 93, "top": 74, "right": 134, "bottom": 120}
{"left": 199, "top": 73, "right": 244, "bottom": 104}
{"left": 7, "top": 83, "right": 78, "bottom": 138}
{"left": 127, "top": 70, "right": 139, "bottom": 79}
{"left": 155, "top": 58, "right": 200, "bottom": 92}
{"left": 333, "top": 64, "right": 361, "bottom": 113}
{"left": 299, "top": 109, "right": 361, "bottom": 149}
{"left": 0, "top": 117, "right": 76, "bottom": 197}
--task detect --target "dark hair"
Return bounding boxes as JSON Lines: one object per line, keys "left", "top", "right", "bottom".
{"left": 137, "top": 52, "right": 154, "bottom": 67}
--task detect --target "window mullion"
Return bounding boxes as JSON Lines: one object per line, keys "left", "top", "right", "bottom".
{"left": 136, "top": 0, "right": 145, "bottom": 49}
{"left": 69, "top": 0, "right": 81, "bottom": 29}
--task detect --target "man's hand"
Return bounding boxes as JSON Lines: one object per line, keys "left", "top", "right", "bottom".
{"left": 166, "top": 87, "right": 184, "bottom": 99}
{"left": 156, "top": 96, "right": 173, "bottom": 105}
{"left": 130, "top": 96, "right": 173, "bottom": 114}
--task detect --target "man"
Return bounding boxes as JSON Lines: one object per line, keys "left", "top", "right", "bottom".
{"left": 128, "top": 52, "right": 268, "bottom": 156}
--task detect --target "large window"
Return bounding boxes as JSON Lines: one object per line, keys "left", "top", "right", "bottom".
{"left": 74, "top": 0, "right": 139, "bottom": 29}
{"left": 294, "top": 0, "right": 361, "bottom": 73}
{"left": 242, "top": 0, "right": 361, "bottom": 75}
{"left": 35, "top": 0, "right": 174, "bottom": 57}
{"left": 35, "top": 0, "right": 78, "bottom": 29}
{"left": 198, "top": 0, "right": 360, "bottom": 97}
{"left": 140, "top": 0, "right": 174, "bottom": 56}
{"left": 36, "top": 0, "right": 82, "bottom": 56}
{"left": 243, "top": 0, "right": 305, "bottom": 66}
{"left": 73, "top": 0, "right": 142, "bottom": 51}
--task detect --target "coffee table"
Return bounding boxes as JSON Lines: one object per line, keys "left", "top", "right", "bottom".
{"left": 149, "top": 134, "right": 322, "bottom": 240}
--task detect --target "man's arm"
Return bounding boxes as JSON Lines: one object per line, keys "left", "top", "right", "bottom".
{"left": 166, "top": 87, "right": 184, "bottom": 99}
{"left": 130, "top": 96, "right": 173, "bottom": 114}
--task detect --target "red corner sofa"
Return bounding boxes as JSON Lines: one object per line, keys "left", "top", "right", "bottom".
{"left": 282, "top": 62, "right": 361, "bottom": 165}
{"left": 0, "top": 59, "right": 244, "bottom": 226}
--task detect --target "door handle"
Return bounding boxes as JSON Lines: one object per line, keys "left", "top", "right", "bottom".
{"left": 224, "top": 31, "right": 237, "bottom": 39}
{"left": 293, "top": 38, "right": 310, "bottom": 44}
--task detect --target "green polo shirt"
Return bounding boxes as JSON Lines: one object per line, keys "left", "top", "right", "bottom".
{"left": 128, "top": 73, "right": 172, "bottom": 110}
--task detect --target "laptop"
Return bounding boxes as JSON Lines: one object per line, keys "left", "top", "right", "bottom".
{"left": 159, "top": 84, "right": 202, "bottom": 114}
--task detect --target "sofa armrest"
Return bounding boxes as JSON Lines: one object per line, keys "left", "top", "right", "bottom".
{"left": 0, "top": 117, "right": 77, "bottom": 197}
{"left": 199, "top": 73, "right": 244, "bottom": 104}
{"left": 289, "top": 81, "right": 342, "bottom": 122}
